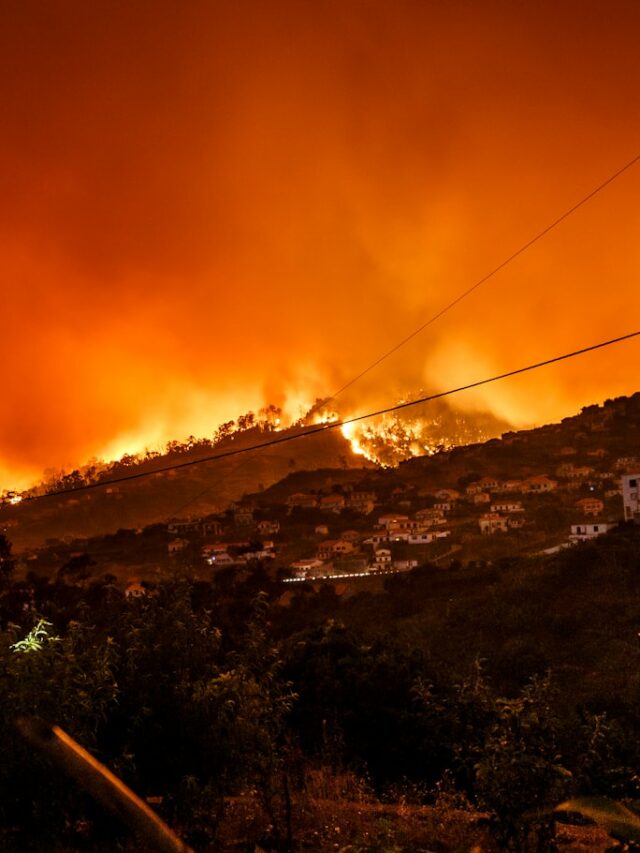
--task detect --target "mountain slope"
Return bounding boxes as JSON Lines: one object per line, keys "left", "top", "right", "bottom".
{"left": 2, "top": 424, "right": 374, "bottom": 550}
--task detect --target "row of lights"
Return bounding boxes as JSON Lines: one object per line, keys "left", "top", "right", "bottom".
{"left": 282, "top": 568, "right": 405, "bottom": 583}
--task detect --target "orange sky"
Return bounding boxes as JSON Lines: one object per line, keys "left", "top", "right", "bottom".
{"left": 1, "top": 0, "right": 640, "bottom": 490}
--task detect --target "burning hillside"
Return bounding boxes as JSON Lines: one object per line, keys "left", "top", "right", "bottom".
{"left": 337, "top": 397, "right": 512, "bottom": 466}
{"left": 1, "top": 395, "right": 510, "bottom": 507}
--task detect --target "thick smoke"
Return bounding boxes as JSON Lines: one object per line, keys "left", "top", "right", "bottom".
{"left": 1, "top": 1, "right": 640, "bottom": 488}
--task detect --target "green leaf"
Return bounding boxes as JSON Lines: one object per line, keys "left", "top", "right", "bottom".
{"left": 556, "top": 796, "right": 640, "bottom": 842}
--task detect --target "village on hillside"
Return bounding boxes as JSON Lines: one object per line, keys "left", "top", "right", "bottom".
{"left": 4, "top": 394, "right": 640, "bottom": 596}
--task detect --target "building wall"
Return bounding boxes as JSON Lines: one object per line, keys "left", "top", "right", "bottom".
{"left": 622, "top": 474, "right": 640, "bottom": 521}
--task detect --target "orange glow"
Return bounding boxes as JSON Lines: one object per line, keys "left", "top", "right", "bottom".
{"left": 2, "top": 2, "right": 640, "bottom": 490}
{"left": 339, "top": 401, "right": 502, "bottom": 467}
{"left": 340, "top": 422, "right": 371, "bottom": 462}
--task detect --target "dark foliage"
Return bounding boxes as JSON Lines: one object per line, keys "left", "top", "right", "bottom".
{"left": 2, "top": 525, "right": 640, "bottom": 849}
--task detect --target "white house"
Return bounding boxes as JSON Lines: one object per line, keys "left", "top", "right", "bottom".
{"left": 615, "top": 457, "right": 640, "bottom": 472}
{"left": 202, "top": 542, "right": 229, "bottom": 557}
{"left": 378, "top": 513, "right": 409, "bottom": 530}
{"left": 347, "top": 491, "right": 376, "bottom": 514}
{"left": 382, "top": 516, "right": 425, "bottom": 534}
{"left": 367, "top": 530, "right": 449, "bottom": 546}
{"left": 290, "top": 558, "right": 325, "bottom": 578}
{"left": 317, "top": 539, "right": 355, "bottom": 560}
{"left": 524, "top": 476, "right": 558, "bottom": 493}
{"left": 414, "top": 508, "right": 445, "bottom": 525}
{"left": 407, "top": 531, "right": 450, "bottom": 545}
{"left": 478, "top": 476, "right": 501, "bottom": 492}
{"left": 320, "top": 494, "right": 346, "bottom": 513}
{"left": 570, "top": 522, "right": 616, "bottom": 542}
{"left": 465, "top": 482, "right": 484, "bottom": 496}
{"left": 392, "top": 559, "right": 419, "bottom": 572}
{"left": 479, "top": 513, "right": 509, "bottom": 534}
{"left": 243, "top": 547, "right": 276, "bottom": 561}
{"left": 491, "top": 500, "right": 523, "bottom": 514}
{"left": 501, "top": 479, "right": 524, "bottom": 493}
{"left": 206, "top": 552, "right": 236, "bottom": 567}
{"left": 367, "top": 532, "right": 406, "bottom": 545}
{"left": 622, "top": 474, "right": 640, "bottom": 522}
{"left": 574, "top": 497, "right": 604, "bottom": 517}
{"left": 332, "top": 540, "right": 355, "bottom": 554}
{"left": 556, "top": 463, "right": 594, "bottom": 479}
{"left": 372, "top": 548, "right": 392, "bottom": 569}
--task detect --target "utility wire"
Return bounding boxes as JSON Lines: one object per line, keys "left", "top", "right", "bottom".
{"left": 326, "top": 151, "right": 640, "bottom": 402}
{"left": 168, "top": 452, "right": 260, "bottom": 519}
{"left": 10, "top": 329, "right": 640, "bottom": 506}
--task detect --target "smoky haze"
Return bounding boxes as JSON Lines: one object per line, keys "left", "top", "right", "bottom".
{"left": 1, "top": 0, "right": 640, "bottom": 489}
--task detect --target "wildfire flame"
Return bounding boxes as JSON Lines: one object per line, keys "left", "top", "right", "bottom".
{"left": 2, "top": 391, "right": 509, "bottom": 502}
{"left": 340, "top": 422, "right": 371, "bottom": 461}
{"left": 338, "top": 398, "right": 507, "bottom": 466}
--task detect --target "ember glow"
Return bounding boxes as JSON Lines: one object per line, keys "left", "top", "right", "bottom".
{"left": 340, "top": 422, "right": 370, "bottom": 462}
{"left": 340, "top": 399, "right": 509, "bottom": 467}
{"left": 2, "top": 2, "right": 640, "bottom": 490}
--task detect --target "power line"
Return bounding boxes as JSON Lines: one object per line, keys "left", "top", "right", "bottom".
{"left": 10, "top": 329, "right": 640, "bottom": 506}
{"left": 327, "top": 151, "right": 640, "bottom": 402}
{"left": 168, "top": 452, "right": 260, "bottom": 520}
